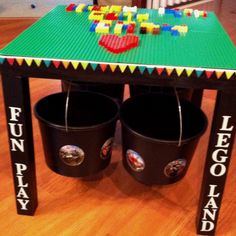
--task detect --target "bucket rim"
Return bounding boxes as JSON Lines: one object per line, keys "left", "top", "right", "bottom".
{"left": 120, "top": 94, "right": 208, "bottom": 145}
{"left": 34, "top": 91, "right": 119, "bottom": 131}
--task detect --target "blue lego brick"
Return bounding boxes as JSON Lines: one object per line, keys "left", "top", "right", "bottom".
{"left": 72, "top": 5, "right": 77, "bottom": 11}
{"left": 89, "top": 23, "right": 97, "bottom": 32}
{"left": 171, "top": 29, "right": 180, "bottom": 36}
{"left": 174, "top": 11, "right": 182, "bottom": 18}
{"left": 118, "top": 13, "right": 123, "bottom": 20}
{"left": 83, "top": 5, "right": 90, "bottom": 12}
{"left": 165, "top": 9, "right": 175, "bottom": 14}
{"left": 162, "top": 25, "right": 172, "bottom": 31}
{"left": 122, "top": 24, "right": 129, "bottom": 30}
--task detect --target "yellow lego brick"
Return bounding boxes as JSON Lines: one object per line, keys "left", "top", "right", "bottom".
{"left": 103, "top": 27, "right": 110, "bottom": 33}
{"left": 145, "top": 14, "right": 149, "bottom": 20}
{"left": 100, "top": 20, "right": 113, "bottom": 26}
{"left": 114, "top": 24, "right": 122, "bottom": 34}
{"left": 114, "top": 24, "right": 123, "bottom": 29}
{"left": 127, "top": 14, "right": 132, "bottom": 22}
{"left": 140, "top": 22, "right": 153, "bottom": 27}
{"left": 147, "top": 26, "right": 154, "bottom": 33}
{"left": 183, "top": 8, "right": 193, "bottom": 15}
{"left": 88, "top": 6, "right": 94, "bottom": 11}
{"left": 171, "top": 25, "right": 188, "bottom": 33}
{"left": 100, "top": 6, "right": 110, "bottom": 12}
{"left": 140, "top": 22, "right": 146, "bottom": 27}
{"left": 136, "top": 15, "right": 142, "bottom": 21}
{"left": 88, "top": 13, "right": 94, "bottom": 20}
{"left": 136, "top": 13, "right": 149, "bottom": 22}
{"left": 153, "top": 24, "right": 160, "bottom": 28}
{"left": 95, "top": 8, "right": 109, "bottom": 14}
{"left": 199, "top": 10, "right": 205, "bottom": 16}
{"left": 171, "top": 25, "right": 179, "bottom": 31}
{"left": 88, "top": 11, "right": 104, "bottom": 21}
{"left": 75, "top": 4, "right": 85, "bottom": 13}
{"left": 140, "top": 22, "right": 154, "bottom": 32}
{"left": 123, "top": 21, "right": 136, "bottom": 25}
{"left": 96, "top": 26, "right": 109, "bottom": 34}
{"left": 109, "top": 5, "right": 122, "bottom": 13}
{"left": 179, "top": 25, "right": 188, "bottom": 33}
{"left": 136, "top": 14, "right": 141, "bottom": 21}
{"left": 89, "top": 15, "right": 104, "bottom": 21}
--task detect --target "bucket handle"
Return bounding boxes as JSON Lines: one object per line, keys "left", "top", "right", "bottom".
{"left": 174, "top": 87, "right": 183, "bottom": 147}
{"left": 65, "top": 81, "right": 72, "bottom": 132}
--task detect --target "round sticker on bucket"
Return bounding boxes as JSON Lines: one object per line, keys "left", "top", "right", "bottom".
{"left": 126, "top": 149, "right": 145, "bottom": 172}
{"left": 59, "top": 145, "right": 85, "bottom": 166}
{"left": 100, "top": 138, "right": 114, "bottom": 160}
{"left": 164, "top": 159, "right": 187, "bottom": 178}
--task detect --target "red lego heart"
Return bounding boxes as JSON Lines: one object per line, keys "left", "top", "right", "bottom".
{"left": 99, "top": 34, "right": 139, "bottom": 54}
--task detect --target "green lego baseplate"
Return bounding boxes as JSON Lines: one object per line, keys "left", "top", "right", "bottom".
{"left": 0, "top": 5, "right": 236, "bottom": 70}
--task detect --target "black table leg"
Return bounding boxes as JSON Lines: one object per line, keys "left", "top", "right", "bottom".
{"left": 197, "top": 89, "right": 236, "bottom": 235}
{"left": 1, "top": 70, "right": 38, "bottom": 215}
{"left": 191, "top": 89, "right": 203, "bottom": 108}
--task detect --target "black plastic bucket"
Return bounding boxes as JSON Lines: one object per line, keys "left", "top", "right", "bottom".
{"left": 34, "top": 91, "right": 119, "bottom": 177}
{"left": 62, "top": 80, "right": 124, "bottom": 105}
{"left": 120, "top": 93, "right": 207, "bottom": 185}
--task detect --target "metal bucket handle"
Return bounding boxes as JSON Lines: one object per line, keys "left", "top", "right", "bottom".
{"left": 65, "top": 81, "right": 72, "bottom": 132}
{"left": 174, "top": 87, "right": 183, "bottom": 147}
{"left": 63, "top": 83, "right": 183, "bottom": 145}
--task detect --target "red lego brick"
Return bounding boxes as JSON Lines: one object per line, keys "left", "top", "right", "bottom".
{"left": 92, "top": 5, "right": 101, "bottom": 11}
{"left": 105, "top": 13, "right": 118, "bottom": 20}
{"left": 98, "top": 34, "right": 139, "bottom": 54}
{"left": 98, "top": 35, "right": 105, "bottom": 46}
{"left": 152, "top": 27, "right": 160, "bottom": 35}
{"left": 127, "top": 24, "right": 135, "bottom": 34}
{"left": 66, "top": 4, "right": 76, "bottom": 12}
{"left": 203, "top": 11, "right": 208, "bottom": 17}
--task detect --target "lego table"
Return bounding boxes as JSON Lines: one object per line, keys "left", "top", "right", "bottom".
{"left": 0, "top": 5, "right": 236, "bottom": 235}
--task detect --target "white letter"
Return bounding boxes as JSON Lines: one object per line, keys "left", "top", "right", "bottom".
{"left": 17, "top": 187, "right": 29, "bottom": 199}
{"left": 201, "top": 220, "right": 214, "bottom": 232}
{"left": 215, "top": 133, "right": 231, "bottom": 148}
{"left": 202, "top": 209, "right": 217, "bottom": 221}
{"left": 16, "top": 175, "right": 28, "bottom": 187}
{"left": 17, "top": 199, "right": 30, "bottom": 210}
{"left": 15, "top": 163, "right": 27, "bottom": 175}
{"left": 212, "top": 149, "right": 228, "bottom": 163}
{"left": 208, "top": 185, "right": 220, "bottom": 198}
{"left": 204, "top": 197, "right": 218, "bottom": 209}
{"left": 210, "top": 163, "right": 226, "bottom": 177}
{"left": 8, "top": 123, "right": 23, "bottom": 137}
{"left": 9, "top": 107, "right": 22, "bottom": 122}
{"left": 10, "top": 138, "right": 24, "bottom": 152}
{"left": 220, "top": 116, "right": 234, "bottom": 131}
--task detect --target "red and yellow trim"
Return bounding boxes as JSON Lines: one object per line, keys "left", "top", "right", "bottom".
{"left": 0, "top": 56, "right": 235, "bottom": 80}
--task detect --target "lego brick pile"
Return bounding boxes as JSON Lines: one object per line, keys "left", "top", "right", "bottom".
{"left": 66, "top": 4, "right": 209, "bottom": 53}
